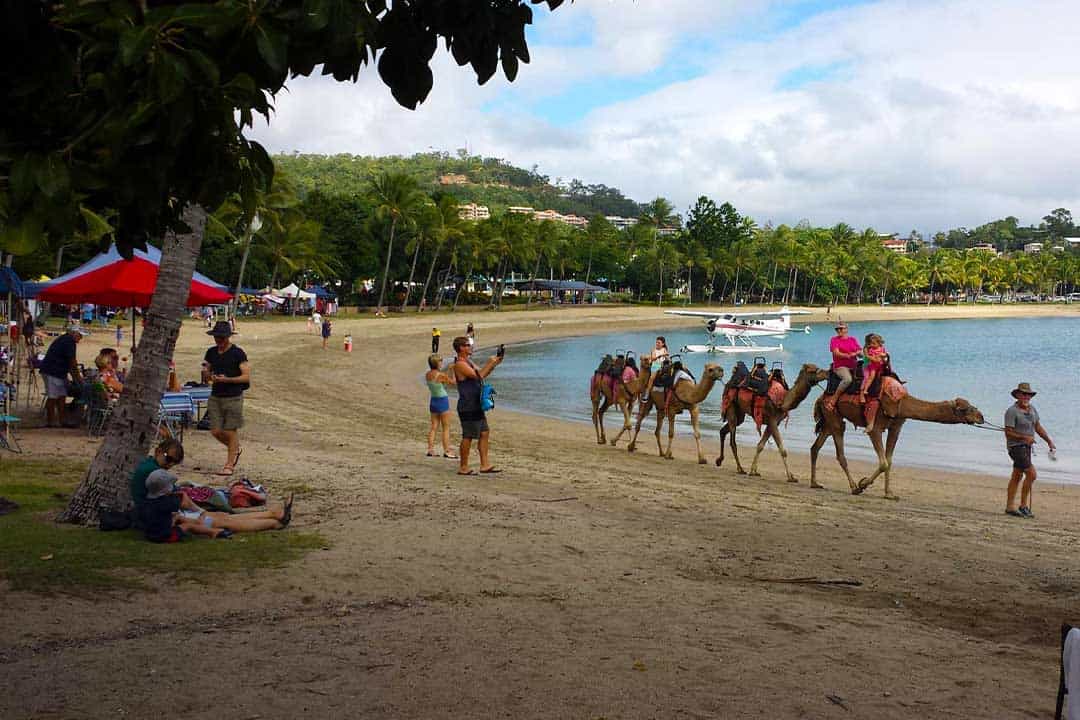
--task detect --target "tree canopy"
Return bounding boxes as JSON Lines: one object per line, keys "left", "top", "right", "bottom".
{"left": 0, "top": 0, "right": 564, "bottom": 257}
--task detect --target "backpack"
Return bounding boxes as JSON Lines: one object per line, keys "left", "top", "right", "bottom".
{"left": 481, "top": 383, "right": 497, "bottom": 412}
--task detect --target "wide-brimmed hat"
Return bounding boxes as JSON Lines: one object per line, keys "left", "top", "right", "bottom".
{"left": 834, "top": 320, "right": 848, "bottom": 330}
{"left": 145, "top": 469, "right": 178, "bottom": 500}
{"left": 207, "top": 320, "right": 234, "bottom": 338}
{"left": 1011, "top": 382, "right": 1037, "bottom": 399}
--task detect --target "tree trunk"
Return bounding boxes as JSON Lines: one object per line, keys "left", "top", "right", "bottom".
{"left": 585, "top": 244, "right": 593, "bottom": 286}
{"left": 452, "top": 264, "right": 471, "bottom": 311}
{"left": 732, "top": 267, "right": 740, "bottom": 305}
{"left": 769, "top": 262, "right": 778, "bottom": 303}
{"left": 927, "top": 278, "right": 935, "bottom": 306}
{"left": 434, "top": 257, "right": 455, "bottom": 310}
{"left": 791, "top": 267, "right": 799, "bottom": 302}
{"left": 400, "top": 236, "right": 422, "bottom": 311}
{"left": 231, "top": 222, "right": 256, "bottom": 320}
{"left": 526, "top": 251, "right": 543, "bottom": 307}
{"left": 58, "top": 205, "right": 207, "bottom": 525}
{"left": 375, "top": 216, "right": 397, "bottom": 310}
{"left": 418, "top": 246, "right": 440, "bottom": 312}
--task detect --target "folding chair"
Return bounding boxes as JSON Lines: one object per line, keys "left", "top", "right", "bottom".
{"left": 1058, "top": 623, "right": 1076, "bottom": 720}
{"left": 0, "top": 384, "right": 21, "bottom": 453}
{"left": 184, "top": 386, "right": 212, "bottom": 421}
{"left": 157, "top": 392, "right": 194, "bottom": 443}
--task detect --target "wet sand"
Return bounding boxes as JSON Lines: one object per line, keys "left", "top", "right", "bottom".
{"left": 2, "top": 303, "right": 1078, "bottom": 719}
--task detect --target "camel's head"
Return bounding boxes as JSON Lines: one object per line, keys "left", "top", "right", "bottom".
{"left": 703, "top": 363, "right": 724, "bottom": 381}
{"left": 952, "top": 398, "right": 985, "bottom": 425}
{"left": 798, "top": 363, "right": 829, "bottom": 386}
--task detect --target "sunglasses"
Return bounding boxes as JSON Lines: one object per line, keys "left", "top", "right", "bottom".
{"left": 164, "top": 454, "right": 180, "bottom": 464}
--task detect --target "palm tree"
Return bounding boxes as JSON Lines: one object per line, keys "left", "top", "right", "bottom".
{"left": 526, "top": 219, "right": 563, "bottom": 307}
{"left": 419, "top": 196, "right": 466, "bottom": 311}
{"left": 400, "top": 201, "right": 438, "bottom": 311}
{"left": 368, "top": 171, "right": 426, "bottom": 310}
{"left": 255, "top": 211, "right": 332, "bottom": 290}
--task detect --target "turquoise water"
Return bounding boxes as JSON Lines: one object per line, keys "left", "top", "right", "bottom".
{"left": 491, "top": 317, "right": 1079, "bottom": 484}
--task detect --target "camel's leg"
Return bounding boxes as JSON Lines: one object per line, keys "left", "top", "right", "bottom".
{"left": 809, "top": 430, "right": 830, "bottom": 489}
{"left": 772, "top": 424, "right": 797, "bottom": 483}
{"left": 596, "top": 395, "right": 611, "bottom": 445}
{"left": 881, "top": 420, "right": 905, "bottom": 500}
{"left": 654, "top": 405, "right": 667, "bottom": 458}
{"left": 663, "top": 409, "right": 678, "bottom": 460}
{"left": 689, "top": 406, "right": 705, "bottom": 464}
{"left": 748, "top": 421, "right": 774, "bottom": 477}
{"left": 729, "top": 414, "right": 747, "bottom": 475}
{"left": 627, "top": 398, "right": 651, "bottom": 452}
{"left": 715, "top": 419, "right": 730, "bottom": 467}
{"left": 611, "top": 398, "right": 634, "bottom": 446}
{"left": 832, "top": 429, "right": 858, "bottom": 492}
{"left": 855, "top": 428, "right": 889, "bottom": 495}
{"left": 591, "top": 397, "right": 601, "bottom": 445}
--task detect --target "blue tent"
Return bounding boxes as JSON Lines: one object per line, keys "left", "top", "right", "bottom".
{"left": 0, "top": 267, "right": 26, "bottom": 297}
{"left": 307, "top": 285, "right": 337, "bottom": 300}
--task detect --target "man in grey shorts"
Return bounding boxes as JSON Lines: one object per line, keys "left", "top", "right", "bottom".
{"left": 1003, "top": 382, "right": 1054, "bottom": 519}
{"left": 39, "top": 325, "right": 84, "bottom": 428}
{"left": 453, "top": 335, "right": 503, "bottom": 475}
{"left": 202, "top": 321, "right": 250, "bottom": 476}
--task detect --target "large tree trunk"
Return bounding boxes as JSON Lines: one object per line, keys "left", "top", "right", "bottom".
{"left": 400, "top": 236, "right": 422, "bottom": 311}
{"left": 452, "top": 264, "right": 471, "bottom": 311}
{"left": 375, "top": 216, "right": 397, "bottom": 310}
{"left": 58, "top": 205, "right": 207, "bottom": 525}
{"left": 418, "top": 246, "right": 440, "bottom": 312}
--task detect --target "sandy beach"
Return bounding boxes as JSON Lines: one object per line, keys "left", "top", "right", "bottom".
{"left": 3, "top": 302, "right": 1078, "bottom": 719}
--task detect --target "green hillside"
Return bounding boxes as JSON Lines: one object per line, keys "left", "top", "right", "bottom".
{"left": 274, "top": 152, "right": 643, "bottom": 218}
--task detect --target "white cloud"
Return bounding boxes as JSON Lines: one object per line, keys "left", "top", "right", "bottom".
{"left": 250, "top": 0, "right": 1080, "bottom": 233}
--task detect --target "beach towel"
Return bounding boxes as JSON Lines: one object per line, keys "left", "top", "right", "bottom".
{"left": 1065, "top": 627, "right": 1080, "bottom": 720}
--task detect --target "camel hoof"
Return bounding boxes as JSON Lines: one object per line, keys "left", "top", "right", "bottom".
{"left": 664, "top": 454, "right": 674, "bottom": 461}
{"left": 851, "top": 485, "right": 864, "bottom": 496}
{"left": 714, "top": 457, "right": 723, "bottom": 467}
{"left": 857, "top": 477, "right": 874, "bottom": 492}
{"left": 787, "top": 477, "right": 799, "bottom": 484}
{"left": 748, "top": 470, "right": 761, "bottom": 478}
{"left": 810, "top": 483, "right": 826, "bottom": 490}
{"left": 698, "top": 458, "right": 707, "bottom": 465}
{"left": 609, "top": 439, "right": 618, "bottom": 447}
{"left": 736, "top": 469, "right": 748, "bottom": 476}
{"left": 627, "top": 445, "right": 636, "bottom": 453}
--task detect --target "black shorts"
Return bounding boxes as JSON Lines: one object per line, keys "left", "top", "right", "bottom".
{"left": 1008, "top": 445, "right": 1032, "bottom": 471}
{"left": 459, "top": 416, "right": 489, "bottom": 440}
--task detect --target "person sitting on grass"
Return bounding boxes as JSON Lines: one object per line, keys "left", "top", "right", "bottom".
{"left": 139, "top": 469, "right": 294, "bottom": 543}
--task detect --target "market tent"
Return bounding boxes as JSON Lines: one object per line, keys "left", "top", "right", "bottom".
{"left": 512, "top": 279, "right": 609, "bottom": 293}
{"left": 307, "top": 285, "right": 337, "bottom": 300}
{"left": 0, "top": 267, "right": 25, "bottom": 297}
{"left": 276, "top": 283, "right": 315, "bottom": 300}
{"left": 33, "top": 244, "right": 232, "bottom": 307}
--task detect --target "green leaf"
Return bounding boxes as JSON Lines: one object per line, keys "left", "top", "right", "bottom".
{"left": 79, "top": 206, "right": 114, "bottom": 243}
{"left": 255, "top": 25, "right": 288, "bottom": 73}
{"left": 0, "top": 215, "right": 45, "bottom": 256}
{"left": 154, "top": 52, "right": 188, "bottom": 104}
{"left": 119, "top": 26, "right": 157, "bottom": 67}
{"left": 9, "top": 155, "right": 36, "bottom": 206}
{"left": 34, "top": 154, "right": 70, "bottom": 199}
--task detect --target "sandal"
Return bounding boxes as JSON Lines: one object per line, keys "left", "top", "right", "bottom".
{"left": 456, "top": 470, "right": 477, "bottom": 476}
{"left": 214, "top": 466, "right": 235, "bottom": 476}
{"left": 479, "top": 467, "right": 503, "bottom": 474}
{"left": 216, "top": 529, "right": 234, "bottom": 540}
{"left": 1004, "top": 509, "right": 1023, "bottom": 517}
{"left": 426, "top": 451, "right": 436, "bottom": 457}
{"left": 232, "top": 447, "right": 243, "bottom": 467}
{"left": 443, "top": 453, "right": 459, "bottom": 459}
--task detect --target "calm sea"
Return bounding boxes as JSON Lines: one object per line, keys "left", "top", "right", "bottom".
{"left": 489, "top": 317, "right": 1080, "bottom": 484}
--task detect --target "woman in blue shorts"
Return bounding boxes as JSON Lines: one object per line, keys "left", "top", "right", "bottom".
{"left": 425, "top": 354, "right": 457, "bottom": 458}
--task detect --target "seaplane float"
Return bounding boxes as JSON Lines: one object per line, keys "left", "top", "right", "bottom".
{"left": 664, "top": 306, "right": 812, "bottom": 354}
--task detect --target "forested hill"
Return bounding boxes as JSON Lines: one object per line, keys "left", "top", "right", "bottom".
{"left": 273, "top": 152, "right": 643, "bottom": 218}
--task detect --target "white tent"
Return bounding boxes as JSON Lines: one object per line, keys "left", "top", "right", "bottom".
{"left": 276, "top": 283, "right": 315, "bottom": 300}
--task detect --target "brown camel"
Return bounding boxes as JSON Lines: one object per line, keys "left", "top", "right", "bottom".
{"left": 608, "top": 357, "right": 653, "bottom": 447}
{"left": 716, "top": 363, "right": 829, "bottom": 482}
{"left": 628, "top": 363, "right": 724, "bottom": 463}
{"left": 590, "top": 357, "right": 621, "bottom": 445}
{"left": 809, "top": 381, "right": 985, "bottom": 499}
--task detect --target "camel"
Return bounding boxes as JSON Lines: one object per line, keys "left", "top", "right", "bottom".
{"left": 716, "top": 363, "right": 829, "bottom": 482}
{"left": 608, "top": 357, "right": 652, "bottom": 447}
{"left": 591, "top": 355, "right": 646, "bottom": 445}
{"left": 809, "top": 381, "right": 984, "bottom": 499}
{"left": 589, "top": 357, "right": 620, "bottom": 445}
{"left": 628, "top": 363, "right": 724, "bottom": 464}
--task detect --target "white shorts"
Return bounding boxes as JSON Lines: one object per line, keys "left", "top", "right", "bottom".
{"left": 44, "top": 374, "right": 68, "bottom": 399}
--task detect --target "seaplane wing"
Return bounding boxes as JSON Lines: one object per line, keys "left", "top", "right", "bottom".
{"left": 665, "top": 308, "right": 812, "bottom": 319}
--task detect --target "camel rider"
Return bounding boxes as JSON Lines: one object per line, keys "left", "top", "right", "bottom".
{"left": 824, "top": 321, "right": 860, "bottom": 411}
{"left": 649, "top": 336, "right": 670, "bottom": 364}
{"left": 658, "top": 357, "right": 694, "bottom": 411}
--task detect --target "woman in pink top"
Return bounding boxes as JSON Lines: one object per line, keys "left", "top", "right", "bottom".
{"left": 824, "top": 322, "right": 860, "bottom": 411}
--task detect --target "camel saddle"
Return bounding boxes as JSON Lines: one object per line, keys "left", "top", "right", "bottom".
{"left": 724, "top": 360, "right": 770, "bottom": 396}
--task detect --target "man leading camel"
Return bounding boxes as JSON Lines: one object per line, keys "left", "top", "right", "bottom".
{"left": 202, "top": 321, "right": 250, "bottom": 476}
{"left": 1004, "top": 382, "right": 1054, "bottom": 519}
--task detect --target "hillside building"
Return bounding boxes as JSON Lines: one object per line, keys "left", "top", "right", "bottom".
{"left": 879, "top": 233, "right": 908, "bottom": 254}
{"left": 1024, "top": 242, "right": 1043, "bottom": 254}
{"left": 458, "top": 203, "right": 490, "bottom": 221}
{"left": 605, "top": 215, "right": 639, "bottom": 231}
{"left": 438, "top": 173, "right": 469, "bottom": 185}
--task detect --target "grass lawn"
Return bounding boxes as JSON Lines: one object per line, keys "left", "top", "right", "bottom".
{"left": 0, "top": 459, "right": 325, "bottom": 595}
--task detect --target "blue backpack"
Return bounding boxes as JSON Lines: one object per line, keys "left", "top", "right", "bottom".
{"left": 481, "top": 383, "right": 497, "bottom": 412}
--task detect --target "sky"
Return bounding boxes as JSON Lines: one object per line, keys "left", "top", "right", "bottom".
{"left": 249, "top": 0, "right": 1080, "bottom": 235}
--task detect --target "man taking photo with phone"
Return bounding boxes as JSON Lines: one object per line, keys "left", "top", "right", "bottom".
{"left": 453, "top": 337, "right": 503, "bottom": 475}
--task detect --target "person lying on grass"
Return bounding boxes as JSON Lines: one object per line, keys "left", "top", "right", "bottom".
{"left": 139, "top": 469, "right": 294, "bottom": 543}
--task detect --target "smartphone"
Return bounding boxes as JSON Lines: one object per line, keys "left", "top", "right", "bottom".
{"left": 497, "top": 344, "right": 505, "bottom": 358}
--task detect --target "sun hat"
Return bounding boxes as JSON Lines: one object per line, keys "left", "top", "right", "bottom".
{"left": 68, "top": 324, "right": 85, "bottom": 336}
{"left": 207, "top": 320, "right": 234, "bottom": 337}
{"left": 834, "top": 320, "right": 848, "bottom": 330}
{"left": 145, "top": 469, "right": 178, "bottom": 500}
{"left": 1010, "top": 382, "right": 1037, "bottom": 399}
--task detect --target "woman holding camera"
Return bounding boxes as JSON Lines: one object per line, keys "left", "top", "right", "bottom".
{"left": 452, "top": 337, "right": 503, "bottom": 475}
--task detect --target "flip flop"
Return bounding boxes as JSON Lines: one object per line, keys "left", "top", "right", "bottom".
{"left": 281, "top": 493, "right": 295, "bottom": 528}
{"left": 214, "top": 467, "right": 235, "bottom": 477}
{"left": 426, "top": 451, "right": 436, "bottom": 457}
{"left": 456, "top": 470, "right": 477, "bottom": 476}
{"left": 443, "top": 453, "right": 459, "bottom": 459}
{"left": 233, "top": 447, "right": 243, "bottom": 467}
{"left": 1004, "top": 509, "right": 1023, "bottom": 517}
{"left": 215, "top": 529, "right": 234, "bottom": 540}
{"left": 479, "top": 468, "right": 503, "bottom": 474}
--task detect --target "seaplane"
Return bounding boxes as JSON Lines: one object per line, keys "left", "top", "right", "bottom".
{"left": 664, "top": 306, "right": 812, "bottom": 354}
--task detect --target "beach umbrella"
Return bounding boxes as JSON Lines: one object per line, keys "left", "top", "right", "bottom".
{"left": 34, "top": 243, "right": 232, "bottom": 351}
